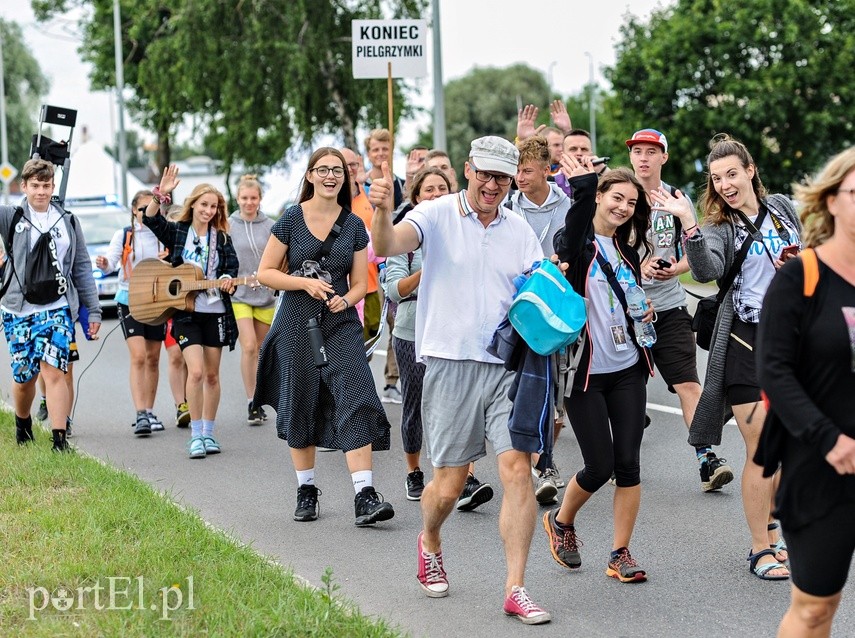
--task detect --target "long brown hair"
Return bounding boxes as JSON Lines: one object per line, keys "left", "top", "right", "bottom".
{"left": 597, "top": 168, "right": 653, "bottom": 258}
{"left": 698, "top": 134, "right": 767, "bottom": 226}
{"left": 793, "top": 146, "right": 855, "bottom": 248}
{"left": 298, "top": 148, "right": 352, "bottom": 210}
{"left": 175, "top": 184, "right": 229, "bottom": 232}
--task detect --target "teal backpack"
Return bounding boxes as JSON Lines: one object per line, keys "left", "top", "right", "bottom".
{"left": 508, "top": 260, "right": 587, "bottom": 356}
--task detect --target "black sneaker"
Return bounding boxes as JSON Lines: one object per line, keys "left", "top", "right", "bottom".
{"left": 542, "top": 509, "right": 582, "bottom": 569}
{"left": 456, "top": 474, "right": 494, "bottom": 512}
{"left": 294, "top": 484, "right": 320, "bottom": 522}
{"left": 16, "top": 415, "right": 34, "bottom": 445}
{"left": 700, "top": 452, "right": 734, "bottom": 492}
{"left": 36, "top": 399, "right": 48, "bottom": 422}
{"left": 51, "top": 429, "right": 70, "bottom": 453}
{"left": 354, "top": 486, "right": 395, "bottom": 526}
{"left": 406, "top": 469, "right": 425, "bottom": 501}
{"left": 134, "top": 411, "right": 152, "bottom": 437}
{"left": 65, "top": 418, "right": 73, "bottom": 438}
{"left": 247, "top": 403, "right": 264, "bottom": 426}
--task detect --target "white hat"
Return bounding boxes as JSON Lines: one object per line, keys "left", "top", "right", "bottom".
{"left": 469, "top": 136, "right": 519, "bottom": 176}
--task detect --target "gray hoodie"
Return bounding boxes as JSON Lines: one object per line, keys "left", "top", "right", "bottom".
{"left": 507, "top": 183, "right": 571, "bottom": 257}
{"left": 228, "top": 211, "right": 276, "bottom": 307}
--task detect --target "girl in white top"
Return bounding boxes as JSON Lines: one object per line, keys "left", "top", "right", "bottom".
{"left": 96, "top": 190, "right": 169, "bottom": 435}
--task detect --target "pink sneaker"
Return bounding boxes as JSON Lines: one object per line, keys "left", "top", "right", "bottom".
{"left": 417, "top": 531, "right": 448, "bottom": 598}
{"left": 503, "top": 586, "right": 551, "bottom": 625}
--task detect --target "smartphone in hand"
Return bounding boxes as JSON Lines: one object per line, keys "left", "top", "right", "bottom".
{"left": 655, "top": 258, "right": 673, "bottom": 270}
{"left": 780, "top": 245, "right": 800, "bottom": 261}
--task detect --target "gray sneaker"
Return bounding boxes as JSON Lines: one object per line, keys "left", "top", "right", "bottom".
{"left": 535, "top": 472, "right": 558, "bottom": 505}
{"left": 542, "top": 466, "right": 564, "bottom": 489}
{"left": 36, "top": 399, "right": 48, "bottom": 422}
{"left": 381, "top": 384, "right": 403, "bottom": 404}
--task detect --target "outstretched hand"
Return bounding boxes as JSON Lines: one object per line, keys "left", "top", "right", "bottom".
{"left": 517, "top": 104, "right": 546, "bottom": 141}
{"left": 159, "top": 164, "right": 181, "bottom": 195}
{"left": 367, "top": 161, "right": 395, "bottom": 212}
{"left": 550, "top": 100, "right": 572, "bottom": 132}
{"left": 649, "top": 187, "right": 694, "bottom": 226}
{"left": 559, "top": 152, "right": 594, "bottom": 179}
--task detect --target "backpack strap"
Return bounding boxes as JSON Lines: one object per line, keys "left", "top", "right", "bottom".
{"left": 801, "top": 247, "right": 819, "bottom": 297}
{"left": 0, "top": 207, "right": 25, "bottom": 299}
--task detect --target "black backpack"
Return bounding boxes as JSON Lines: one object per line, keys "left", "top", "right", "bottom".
{"left": 25, "top": 217, "right": 68, "bottom": 304}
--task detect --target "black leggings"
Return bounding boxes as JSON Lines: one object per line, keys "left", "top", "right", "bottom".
{"left": 393, "top": 336, "right": 425, "bottom": 455}
{"left": 784, "top": 500, "right": 855, "bottom": 597}
{"left": 564, "top": 362, "right": 647, "bottom": 491}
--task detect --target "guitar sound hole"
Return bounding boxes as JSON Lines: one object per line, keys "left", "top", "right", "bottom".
{"left": 168, "top": 280, "right": 182, "bottom": 296}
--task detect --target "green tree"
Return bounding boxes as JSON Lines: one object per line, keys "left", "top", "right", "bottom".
{"left": 415, "top": 63, "right": 553, "bottom": 184}
{"left": 606, "top": 0, "right": 855, "bottom": 195}
{"left": 0, "top": 19, "right": 49, "bottom": 171}
{"left": 32, "top": 0, "right": 427, "bottom": 182}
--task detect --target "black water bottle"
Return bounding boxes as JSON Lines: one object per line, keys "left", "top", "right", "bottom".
{"left": 307, "top": 316, "right": 328, "bottom": 367}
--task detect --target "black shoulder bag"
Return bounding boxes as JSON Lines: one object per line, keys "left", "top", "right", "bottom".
{"left": 691, "top": 206, "right": 768, "bottom": 351}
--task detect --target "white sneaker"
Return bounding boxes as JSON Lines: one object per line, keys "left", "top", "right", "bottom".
{"left": 381, "top": 384, "right": 402, "bottom": 404}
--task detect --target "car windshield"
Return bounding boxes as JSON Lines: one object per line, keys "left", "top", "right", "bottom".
{"left": 74, "top": 209, "right": 129, "bottom": 244}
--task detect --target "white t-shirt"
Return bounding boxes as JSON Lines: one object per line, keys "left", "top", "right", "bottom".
{"left": 587, "top": 235, "right": 639, "bottom": 374}
{"left": 404, "top": 191, "right": 544, "bottom": 363}
{"left": 181, "top": 228, "right": 225, "bottom": 314}
{"left": 17, "top": 204, "right": 71, "bottom": 316}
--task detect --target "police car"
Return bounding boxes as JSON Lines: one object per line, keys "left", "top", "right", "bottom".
{"left": 65, "top": 195, "right": 131, "bottom": 311}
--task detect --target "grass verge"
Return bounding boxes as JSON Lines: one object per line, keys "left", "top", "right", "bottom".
{"left": 0, "top": 410, "right": 405, "bottom": 637}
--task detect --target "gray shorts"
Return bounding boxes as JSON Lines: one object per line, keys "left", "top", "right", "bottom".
{"left": 421, "top": 357, "right": 514, "bottom": 467}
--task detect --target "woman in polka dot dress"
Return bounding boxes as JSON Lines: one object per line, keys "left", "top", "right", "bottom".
{"left": 254, "top": 147, "right": 394, "bottom": 527}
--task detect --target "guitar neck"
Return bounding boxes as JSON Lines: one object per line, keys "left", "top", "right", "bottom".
{"left": 185, "top": 276, "right": 250, "bottom": 292}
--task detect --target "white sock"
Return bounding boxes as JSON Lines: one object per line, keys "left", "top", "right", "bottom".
{"left": 202, "top": 420, "right": 215, "bottom": 437}
{"left": 247, "top": 399, "right": 253, "bottom": 406}
{"left": 190, "top": 420, "right": 203, "bottom": 437}
{"left": 296, "top": 469, "right": 315, "bottom": 486}
{"left": 352, "top": 470, "right": 373, "bottom": 494}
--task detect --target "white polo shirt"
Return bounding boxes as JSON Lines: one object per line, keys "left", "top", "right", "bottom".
{"left": 404, "top": 191, "right": 544, "bottom": 363}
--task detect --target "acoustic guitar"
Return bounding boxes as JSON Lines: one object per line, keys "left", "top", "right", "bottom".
{"left": 129, "top": 258, "right": 260, "bottom": 325}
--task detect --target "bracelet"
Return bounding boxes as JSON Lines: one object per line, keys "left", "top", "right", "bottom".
{"left": 683, "top": 224, "right": 698, "bottom": 235}
{"left": 342, "top": 298, "right": 349, "bottom": 308}
{"left": 152, "top": 186, "right": 172, "bottom": 206}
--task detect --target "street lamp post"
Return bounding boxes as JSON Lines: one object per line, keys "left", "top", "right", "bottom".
{"left": 0, "top": 30, "right": 10, "bottom": 204}
{"left": 584, "top": 51, "right": 597, "bottom": 154}
{"left": 113, "top": 0, "right": 129, "bottom": 207}
{"left": 431, "top": 0, "right": 446, "bottom": 151}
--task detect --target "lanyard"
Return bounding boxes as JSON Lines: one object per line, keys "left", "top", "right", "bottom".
{"left": 192, "top": 227, "right": 212, "bottom": 276}
{"left": 595, "top": 237, "right": 622, "bottom": 318}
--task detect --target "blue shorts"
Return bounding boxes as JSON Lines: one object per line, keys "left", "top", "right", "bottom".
{"left": 2, "top": 307, "right": 74, "bottom": 383}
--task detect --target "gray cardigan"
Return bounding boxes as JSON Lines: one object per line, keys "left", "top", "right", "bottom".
{"left": 383, "top": 248, "right": 422, "bottom": 342}
{"left": 686, "top": 194, "right": 799, "bottom": 447}
{"left": 0, "top": 199, "right": 102, "bottom": 323}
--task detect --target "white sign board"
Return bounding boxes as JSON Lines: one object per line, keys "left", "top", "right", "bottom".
{"left": 352, "top": 19, "right": 428, "bottom": 79}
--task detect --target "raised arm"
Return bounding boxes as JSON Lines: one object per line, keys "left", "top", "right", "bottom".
{"left": 368, "top": 161, "right": 420, "bottom": 257}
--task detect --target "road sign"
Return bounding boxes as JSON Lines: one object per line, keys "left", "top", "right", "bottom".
{"left": 0, "top": 162, "right": 17, "bottom": 184}
{"left": 352, "top": 19, "right": 428, "bottom": 79}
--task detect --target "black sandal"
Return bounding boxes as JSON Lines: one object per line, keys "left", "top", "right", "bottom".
{"left": 747, "top": 548, "right": 789, "bottom": 581}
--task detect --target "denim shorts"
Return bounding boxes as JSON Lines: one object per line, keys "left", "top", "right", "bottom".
{"left": 2, "top": 306, "right": 74, "bottom": 383}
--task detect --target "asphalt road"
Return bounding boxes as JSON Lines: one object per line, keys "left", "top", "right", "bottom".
{"left": 3, "top": 303, "right": 853, "bottom": 637}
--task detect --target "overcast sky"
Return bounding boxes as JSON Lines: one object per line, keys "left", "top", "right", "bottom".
{"left": 2, "top": 0, "right": 667, "bottom": 150}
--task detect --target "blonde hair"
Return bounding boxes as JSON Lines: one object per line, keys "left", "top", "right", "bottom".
{"left": 516, "top": 136, "right": 550, "bottom": 167}
{"left": 364, "top": 128, "right": 392, "bottom": 152}
{"left": 237, "top": 174, "right": 263, "bottom": 198}
{"left": 175, "top": 184, "right": 229, "bottom": 232}
{"left": 793, "top": 146, "right": 855, "bottom": 248}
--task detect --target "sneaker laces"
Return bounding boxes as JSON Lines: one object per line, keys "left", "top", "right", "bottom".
{"left": 359, "top": 488, "right": 385, "bottom": 508}
{"left": 611, "top": 548, "right": 639, "bottom": 570}
{"left": 297, "top": 486, "right": 320, "bottom": 510}
{"left": 561, "top": 526, "right": 581, "bottom": 552}
{"left": 510, "top": 587, "right": 540, "bottom": 613}
{"left": 542, "top": 467, "right": 559, "bottom": 480}
{"left": 421, "top": 551, "right": 445, "bottom": 583}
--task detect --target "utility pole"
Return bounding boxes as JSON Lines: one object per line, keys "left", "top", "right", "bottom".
{"left": 0, "top": 30, "right": 12, "bottom": 205}
{"left": 431, "top": 0, "right": 446, "bottom": 151}
{"left": 113, "top": 0, "right": 129, "bottom": 206}
{"left": 584, "top": 52, "right": 597, "bottom": 154}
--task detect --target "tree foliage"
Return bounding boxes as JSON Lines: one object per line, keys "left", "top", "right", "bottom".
{"left": 32, "top": 0, "right": 427, "bottom": 180}
{"left": 605, "top": 0, "right": 855, "bottom": 194}
{"left": 0, "top": 19, "right": 49, "bottom": 171}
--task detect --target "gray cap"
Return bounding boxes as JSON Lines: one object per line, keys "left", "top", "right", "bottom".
{"left": 469, "top": 136, "right": 519, "bottom": 176}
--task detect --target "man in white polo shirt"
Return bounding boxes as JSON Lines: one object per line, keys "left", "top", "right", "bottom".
{"left": 369, "top": 136, "right": 551, "bottom": 625}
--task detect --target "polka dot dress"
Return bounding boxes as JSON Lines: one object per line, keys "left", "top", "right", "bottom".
{"left": 254, "top": 204, "right": 391, "bottom": 452}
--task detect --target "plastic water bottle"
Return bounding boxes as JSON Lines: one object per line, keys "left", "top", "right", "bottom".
{"left": 625, "top": 280, "right": 657, "bottom": 347}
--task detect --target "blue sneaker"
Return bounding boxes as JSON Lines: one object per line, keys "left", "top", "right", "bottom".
{"left": 202, "top": 436, "right": 221, "bottom": 455}
{"left": 188, "top": 436, "right": 206, "bottom": 459}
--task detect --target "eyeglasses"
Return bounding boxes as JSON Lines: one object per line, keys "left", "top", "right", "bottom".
{"left": 310, "top": 166, "right": 345, "bottom": 179}
{"left": 346, "top": 162, "right": 362, "bottom": 171}
{"left": 470, "top": 164, "right": 512, "bottom": 186}
{"left": 836, "top": 188, "right": 855, "bottom": 203}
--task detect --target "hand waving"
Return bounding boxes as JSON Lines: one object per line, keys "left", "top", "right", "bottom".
{"left": 649, "top": 187, "right": 694, "bottom": 226}
{"left": 367, "top": 161, "right": 395, "bottom": 213}
{"left": 159, "top": 164, "right": 181, "bottom": 196}
{"left": 550, "top": 100, "right": 572, "bottom": 133}
{"left": 516, "top": 104, "right": 546, "bottom": 141}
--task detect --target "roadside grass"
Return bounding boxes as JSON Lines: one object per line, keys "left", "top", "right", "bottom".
{"left": 0, "top": 411, "right": 405, "bottom": 637}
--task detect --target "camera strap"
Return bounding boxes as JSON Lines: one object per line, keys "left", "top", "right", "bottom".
{"left": 314, "top": 208, "right": 350, "bottom": 265}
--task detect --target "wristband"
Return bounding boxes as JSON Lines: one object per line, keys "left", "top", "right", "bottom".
{"left": 683, "top": 224, "right": 698, "bottom": 235}
{"left": 342, "top": 298, "right": 349, "bottom": 308}
{"left": 152, "top": 186, "right": 173, "bottom": 206}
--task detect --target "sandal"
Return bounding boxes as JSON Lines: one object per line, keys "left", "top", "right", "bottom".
{"left": 768, "top": 522, "right": 789, "bottom": 563}
{"left": 747, "top": 548, "right": 789, "bottom": 581}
